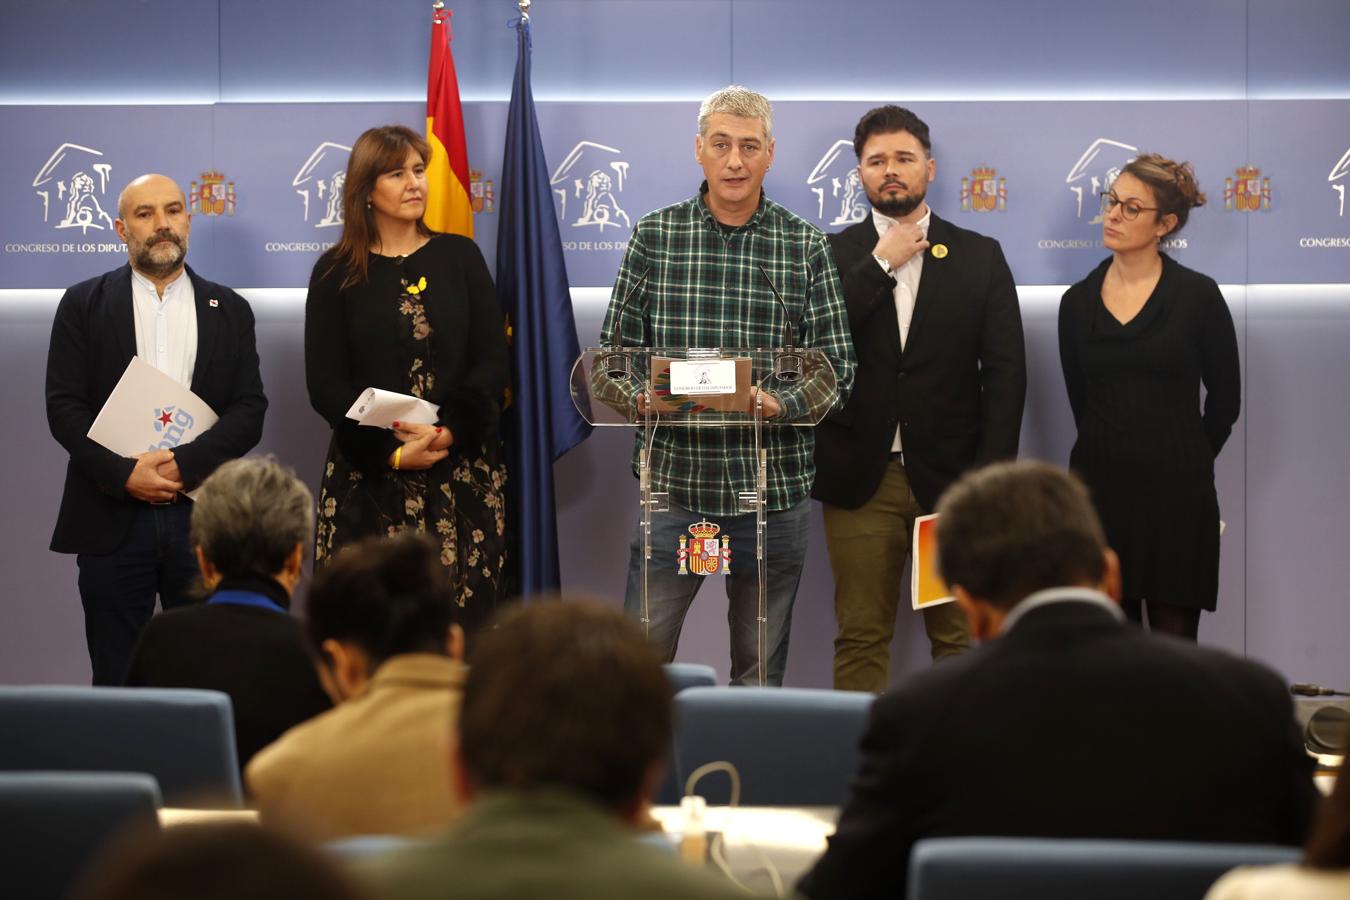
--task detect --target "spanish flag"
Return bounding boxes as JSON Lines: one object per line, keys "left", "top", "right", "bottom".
{"left": 425, "top": 4, "right": 473, "bottom": 237}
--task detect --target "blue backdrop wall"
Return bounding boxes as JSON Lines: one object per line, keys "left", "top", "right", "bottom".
{"left": 2, "top": 0, "right": 1348, "bottom": 689}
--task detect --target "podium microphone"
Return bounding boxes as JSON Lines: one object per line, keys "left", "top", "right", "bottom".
{"left": 1291, "top": 682, "right": 1350, "bottom": 697}
{"left": 602, "top": 269, "right": 649, "bottom": 381}
{"left": 757, "top": 265, "right": 802, "bottom": 382}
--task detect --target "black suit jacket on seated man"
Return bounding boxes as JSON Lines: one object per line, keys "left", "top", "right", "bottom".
{"left": 46, "top": 262, "right": 267, "bottom": 554}
{"left": 797, "top": 588, "right": 1320, "bottom": 900}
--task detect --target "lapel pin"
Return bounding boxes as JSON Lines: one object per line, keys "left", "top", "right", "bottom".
{"left": 931, "top": 244, "right": 949, "bottom": 259}
{"left": 208, "top": 298, "right": 219, "bottom": 307}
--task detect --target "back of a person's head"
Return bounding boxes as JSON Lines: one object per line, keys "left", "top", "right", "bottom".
{"left": 70, "top": 823, "right": 372, "bottom": 900}
{"left": 191, "top": 456, "right": 313, "bottom": 580}
{"left": 306, "top": 533, "right": 454, "bottom": 667}
{"left": 459, "top": 600, "right": 672, "bottom": 812}
{"left": 936, "top": 460, "right": 1107, "bottom": 610}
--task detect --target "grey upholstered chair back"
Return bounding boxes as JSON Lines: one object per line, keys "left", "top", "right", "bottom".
{"left": 907, "top": 836, "right": 1303, "bottom": 900}
{"left": 664, "top": 662, "right": 718, "bottom": 692}
{"left": 654, "top": 663, "right": 720, "bottom": 804}
{"left": 672, "top": 686, "right": 873, "bottom": 806}
{"left": 0, "top": 771, "right": 161, "bottom": 900}
{"left": 0, "top": 686, "right": 242, "bottom": 807}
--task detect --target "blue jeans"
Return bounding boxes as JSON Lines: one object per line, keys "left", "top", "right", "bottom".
{"left": 77, "top": 503, "right": 198, "bottom": 685}
{"left": 623, "top": 498, "right": 811, "bottom": 686}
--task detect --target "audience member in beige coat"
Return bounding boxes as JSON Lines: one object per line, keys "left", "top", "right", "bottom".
{"left": 246, "top": 534, "right": 466, "bottom": 842}
{"left": 1207, "top": 755, "right": 1349, "bottom": 900}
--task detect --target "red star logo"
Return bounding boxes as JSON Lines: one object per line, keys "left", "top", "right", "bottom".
{"left": 158, "top": 410, "right": 173, "bottom": 426}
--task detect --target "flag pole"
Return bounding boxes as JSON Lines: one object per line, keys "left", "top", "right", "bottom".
{"left": 497, "top": 0, "right": 592, "bottom": 596}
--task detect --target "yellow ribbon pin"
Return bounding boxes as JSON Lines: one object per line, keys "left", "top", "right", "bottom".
{"left": 931, "top": 244, "right": 949, "bottom": 259}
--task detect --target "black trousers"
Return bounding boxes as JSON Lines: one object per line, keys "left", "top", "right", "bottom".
{"left": 76, "top": 503, "right": 198, "bottom": 685}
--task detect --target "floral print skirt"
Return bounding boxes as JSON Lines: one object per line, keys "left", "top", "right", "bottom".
{"left": 315, "top": 436, "right": 508, "bottom": 633}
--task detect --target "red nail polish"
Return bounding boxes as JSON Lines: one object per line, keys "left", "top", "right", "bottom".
{"left": 392, "top": 420, "right": 401, "bottom": 428}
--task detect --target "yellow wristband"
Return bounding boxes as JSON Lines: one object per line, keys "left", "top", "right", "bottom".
{"left": 393, "top": 446, "right": 403, "bottom": 470}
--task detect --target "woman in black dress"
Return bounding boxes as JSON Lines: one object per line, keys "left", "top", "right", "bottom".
{"left": 305, "top": 125, "right": 508, "bottom": 632}
{"left": 1058, "top": 154, "right": 1240, "bottom": 641}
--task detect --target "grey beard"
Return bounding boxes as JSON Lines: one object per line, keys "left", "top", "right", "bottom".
{"left": 133, "top": 240, "right": 185, "bottom": 278}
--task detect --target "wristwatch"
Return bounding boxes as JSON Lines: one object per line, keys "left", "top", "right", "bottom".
{"left": 872, "top": 254, "right": 893, "bottom": 276}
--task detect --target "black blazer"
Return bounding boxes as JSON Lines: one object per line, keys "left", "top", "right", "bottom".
{"left": 812, "top": 214, "right": 1025, "bottom": 511}
{"left": 46, "top": 264, "right": 267, "bottom": 554}
{"left": 797, "top": 598, "right": 1320, "bottom": 900}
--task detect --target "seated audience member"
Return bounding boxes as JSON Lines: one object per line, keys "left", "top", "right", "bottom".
{"left": 246, "top": 533, "right": 466, "bottom": 842}
{"left": 798, "top": 460, "right": 1320, "bottom": 900}
{"left": 367, "top": 601, "right": 749, "bottom": 900}
{"left": 124, "top": 456, "right": 331, "bottom": 771}
{"left": 1207, "top": 760, "right": 1350, "bottom": 900}
{"left": 70, "top": 823, "right": 373, "bottom": 900}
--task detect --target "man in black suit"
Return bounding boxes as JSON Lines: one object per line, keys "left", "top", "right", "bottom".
{"left": 814, "top": 106, "right": 1025, "bottom": 691}
{"left": 798, "top": 461, "right": 1319, "bottom": 900}
{"left": 46, "top": 173, "right": 267, "bottom": 685}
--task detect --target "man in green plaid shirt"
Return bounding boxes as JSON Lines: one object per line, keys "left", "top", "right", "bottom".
{"left": 599, "top": 86, "right": 855, "bottom": 686}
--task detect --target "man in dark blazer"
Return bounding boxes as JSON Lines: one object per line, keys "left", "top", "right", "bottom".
{"left": 798, "top": 462, "right": 1320, "bottom": 900}
{"left": 46, "top": 173, "right": 267, "bottom": 685}
{"left": 814, "top": 105, "right": 1025, "bottom": 691}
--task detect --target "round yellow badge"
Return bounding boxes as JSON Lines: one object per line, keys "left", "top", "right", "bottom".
{"left": 931, "top": 244, "right": 949, "bottom": 259}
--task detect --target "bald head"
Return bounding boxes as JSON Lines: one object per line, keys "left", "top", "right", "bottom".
{"left": 117, "top": 174, "right": 184, "bottom": 220}
{"left": 114, "top": 174, "right": 191, "bottom": 284}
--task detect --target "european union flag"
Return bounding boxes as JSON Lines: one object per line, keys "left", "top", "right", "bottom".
{"left": 497, "top": 18, "right": 591, "bottom": 595}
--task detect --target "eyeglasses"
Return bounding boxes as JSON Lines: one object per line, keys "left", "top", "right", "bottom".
{"left": 1099, "top": 191, "right": 1158, "bottom": 221}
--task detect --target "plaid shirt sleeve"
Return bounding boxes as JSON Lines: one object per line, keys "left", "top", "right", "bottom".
{"left": 592, "top": 229, "right": 654, "bottom": 417}
{"left": 772, "top": 229, "right": 855, "bottom": 422}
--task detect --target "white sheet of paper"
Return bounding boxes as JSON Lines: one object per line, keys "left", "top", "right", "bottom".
{"left": 669, "top": 359, "right": 737, "bottom": 395}
{"left": 344, "top": 387, "right": 440, "bottom": 428}
{"left": 88, "top": 357, "right": 219, "bottom": 456}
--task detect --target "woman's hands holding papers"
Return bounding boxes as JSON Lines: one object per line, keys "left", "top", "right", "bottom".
{"left": 387, "top": 421, "right": 454, "bottom": 470}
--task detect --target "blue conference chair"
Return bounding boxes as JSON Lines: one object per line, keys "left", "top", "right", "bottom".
{"left": 672, "top": 686, "right": 873, "bottom": 806}
{"left": 0, "top": 771, "right": 161, "bottom": 900}
{"left": 0, "top": 686, "right": 242, "bottom": 808}
{"left": 664, "top": 662, "right": 718, "bottom": 692}
{"left": 907, "top": 837, "right": 1302, "bottom": 900}
{"left": 654, "top": 663, "right": 721, "bottom": 804}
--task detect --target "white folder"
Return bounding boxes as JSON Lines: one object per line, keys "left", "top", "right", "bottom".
{"left": 87, "top": 357, "right": 219, "bottom": 457}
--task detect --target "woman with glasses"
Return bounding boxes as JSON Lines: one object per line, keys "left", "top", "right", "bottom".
{"left": 1058, "top": 153, "right": 1240, "bottom": 640}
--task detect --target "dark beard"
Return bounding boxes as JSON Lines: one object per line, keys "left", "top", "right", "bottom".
{"left": 872, "top": 188, "right": 926, "bottom": 218}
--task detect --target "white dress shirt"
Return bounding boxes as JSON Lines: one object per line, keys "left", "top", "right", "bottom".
{"left": 872, "top": 206, "right": 930, "bottom": 452}
{"left": 131, "top": 267, "right": 197, "bottom": 388}
{"left": 998, "top": 586, "right": 1125, "bottom": 635}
